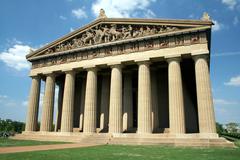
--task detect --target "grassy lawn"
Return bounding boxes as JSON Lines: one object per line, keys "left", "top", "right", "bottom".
{"left": 0, "top": 145, "right": 240, "bottom": 160}
{"left": 0, "top": 138, "right": 67, "bottom": 147}
{"left": 235, "top": 140, "right": 240, "bottom": 147}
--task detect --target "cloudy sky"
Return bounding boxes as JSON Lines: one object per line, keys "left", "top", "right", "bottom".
{"left": 0, "top": 0, "right": 239, "bottom": 124}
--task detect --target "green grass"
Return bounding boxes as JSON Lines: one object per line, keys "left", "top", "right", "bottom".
{"left": 235, "top": 140, "right": 240, "bottom": 147}
{"left": 0, "top": 145, "right": 240, "bottom": 160}
{"left": 0, "top": 138, "right": 68, "bottom": 147}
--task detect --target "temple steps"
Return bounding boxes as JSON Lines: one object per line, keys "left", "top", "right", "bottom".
{"left": 11, "top": 133, "right": 235, "bottom": 148}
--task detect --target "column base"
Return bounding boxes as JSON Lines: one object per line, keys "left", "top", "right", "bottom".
{"left": 14, "top": 132, "right": 233, "bottom": 148}
{"left": 198, "top": 133, "right": 219, "bottom": 138}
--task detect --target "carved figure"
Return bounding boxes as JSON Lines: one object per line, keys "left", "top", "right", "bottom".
{"left": 109, "top": 24, "right": 122, "bottom": 41}
{"left": 94, "top": 26, "right": 104, "bottom": 44}
{"left": 45, "top": 49, "right": 53, "bottom": 54}
{"left": 98, "top": 9, "right": 107, "bottom": 19}
{"left": 151, "top": 26, "right": 157, "bottom": 34}
{"left": 122, "top": 25, "right": 133, "bottom": 39}
{"left": 143, "top": 26, "right": 151, "bottom": 36}
{"left": 133, "top": 26, "right": 144, "bottom": 38}
{"left": 83, "top": 30, "right": 94, "bottom": 45}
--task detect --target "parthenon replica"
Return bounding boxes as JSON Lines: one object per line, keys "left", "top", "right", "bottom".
{"left": 18, "top": 10, "right": 233, "bottom": 147}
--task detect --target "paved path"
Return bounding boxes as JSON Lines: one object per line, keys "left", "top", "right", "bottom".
{"left": 0, "top": 143, "right": 98, "bottom": 154}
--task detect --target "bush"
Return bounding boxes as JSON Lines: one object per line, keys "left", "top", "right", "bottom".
{"left": 221, "top": 132, "right": 240, "bottom": 139}
{"left": 0, "top": 119, "right": 25, "bottom": 137}
{"left": 0, "top": 131, "right": 15, "bottom": 138}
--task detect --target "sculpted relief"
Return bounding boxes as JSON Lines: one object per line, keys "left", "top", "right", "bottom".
{"left": 44, "top": 24, "right": 180, "bottom": 55}
{"left": 32, "top": 31, "right": 207, "bottom": 69}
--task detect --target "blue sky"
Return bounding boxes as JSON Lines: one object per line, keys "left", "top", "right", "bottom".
{"left": 0, "top": 0, "right": 239, "bottom": 124}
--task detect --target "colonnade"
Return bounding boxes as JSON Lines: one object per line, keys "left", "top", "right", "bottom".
{"left": 25, "top": 55, "right": 216, "bottom": 135}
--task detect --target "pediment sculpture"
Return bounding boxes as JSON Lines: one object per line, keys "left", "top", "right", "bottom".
{"left": 44, "top": 24, "right": 182, "bottom": 55}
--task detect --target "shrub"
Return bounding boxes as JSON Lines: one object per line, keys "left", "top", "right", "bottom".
{"left": 0, "top": 118, "right": 25, "bottom": 137}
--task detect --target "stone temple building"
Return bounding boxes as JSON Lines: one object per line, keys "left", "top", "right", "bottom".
{"left": 19, "top": 10, "right": 233, "bottom": 147}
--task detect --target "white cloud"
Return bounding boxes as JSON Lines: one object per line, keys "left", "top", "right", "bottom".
{"left": 222, "top": 0, "right": 238, "bottom": 10}
{"left": 212, "top": 20, "right": 223, "bottom": 32}
{"left": 224, "top": 75, "right": 240, "bottom": 86}
{"left": 0, "top": 95, "right": 27, "bottom": 107}
{"left": 0, "top": 95, "right": 8, "bottom": 99}
{"left": 214, "top": 98, "right": 238, "bottom": 105}
{"left": 21, "top": 100, "right": 28, "bottom": 107}
{"left": 211, "top": 51, "right": 240, "bottom": 57}
{"left": 233, "top": 16, "right": 239, "bottom": 25}
{"left": 72, "top": 8, "right": 88, "bottom": 19}
{"left": 92, "top": 0, "right": 156, "bottom": 18}
{"left": 70, "top": 27, "right": 75, "bottom": 32}
{"left": 144, "top": 9, "right": 156, "bottom": 18}
{"left": 188, "top": 14, "right": 195, "bottom": 19}
{"left": 59, "top": 15, "right": 67, "bottom": 20}
{"left": 0, "top": 44, "right": 32, "bottom": 71}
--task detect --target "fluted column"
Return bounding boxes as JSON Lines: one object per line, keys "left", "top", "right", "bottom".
{"left": 25, "top": 76, "right": 41, "bottom": 132}
{"left": 61, "top": 71, "right": 76, "bottom": 132}
{"left": 109, "top": 65, "right": 122, "bottom": 133}
{"left": 151, "top": 69, "right": 159, "bottom": 132}
{"left": 100, "top": 74, "right": 110, "bottom": 131}
{"left": 79, "top": 77, "right": 86, "bottom": 131}
{"left": 55, "top": 81, "right": 64, "bottom": 132}
{"left": 137, "top": 62, "right": 152, "bottom": 134}
{"left": 40, "top": 74, "right": 55, "bottom": 132}
{"left": 83, "top": 68, "right": 97, "bottom": 133}
{"left": 194, "top": 55, "right": 216, "bottom": 134}
{"left": 168, "top": 58, "right": 185, "bottom": 134}
{"left": 123, "top": 71, "right": 133, "bottom": 132}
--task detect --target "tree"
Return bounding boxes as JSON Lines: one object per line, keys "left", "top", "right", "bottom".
{"left": 225, "top": 122, "right": 239, "bottom": 133}
{"left": 0, "top": 118, "right": 25, "bottom": 133}
{"left": 216, "top": 122, "right": 224, "bottom": 134}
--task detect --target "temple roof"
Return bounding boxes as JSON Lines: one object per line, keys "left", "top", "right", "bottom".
{"left": 26, "top": 11, "right": 213, "bottom": 61}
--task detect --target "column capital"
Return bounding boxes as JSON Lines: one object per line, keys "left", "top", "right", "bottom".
{"left": 44, "top": 72, "right": 56, "bottom": 78}
{"left": 64, "top": 70, "right": 76, "bottom": 76}
{"left": 166, "top": 57, "right": 181, "bottom": 63}
{"left": 192, "top": 54, "right": 209, "bottom": 62}
{"left": 30, "top": 75, "right": 41, "bottom": 80}
{"left": 85, "top": 67, "right": 98, "bottom": 72}
{"left": 136, "top": 60, "right": 151, "bottom": 66}
{"left": 107, "top": 62, "right": 122, "bottom": 68}
{"left": 62, "top": 68, "right": 76, "bottom": 74}
{"left": 110, "top": 64, "right": 122, "bottom": 69}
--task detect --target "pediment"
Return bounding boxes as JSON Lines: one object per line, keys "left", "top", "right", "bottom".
{"left": 27, "top": 18, "right": 213, "bottom": 61}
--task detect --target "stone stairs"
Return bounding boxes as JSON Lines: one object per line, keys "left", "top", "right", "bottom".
{"left": 11, "top": 132, "right": 235, "bottom": 148}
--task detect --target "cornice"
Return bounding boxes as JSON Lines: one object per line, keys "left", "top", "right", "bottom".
{"left": 26, "top": 18, "right": 212, "bottom": 59}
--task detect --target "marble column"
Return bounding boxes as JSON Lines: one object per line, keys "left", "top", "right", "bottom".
{"left": 123, "top": 71, "right": 133, "bottom": 132}
{"left": 194, "top": 55, "right": 216, "bottom": 134}
{"left": 168, "top": 58, "right": 185, "bottom": 134}
{"left": 55, "top": 81, "right": 64, "bottom": 132}
{"left": 137, "top": 62, "right": 152, "bottom": 134}
{"left": 151, "top": 69, "right": 159, "bottom": 132}
{"left": 79, "top": 77, "right": 86, "bottom": 131}
{"left": 100, "top": 74, "right": 110, "bottom": 131}
{"left": 40, "top": 74, "right": 55, "bottom": 132}
{"left": 109, "top": 65, "right": 122, "bottom": 133}
{"left": 25, "top": 76, "right": 41, "bottom": 132}
{"left": 61, "top": 71, "right": 76, "bottom": 132}
{"left": 83, "top": 68, "right": 97, "bottom": 133}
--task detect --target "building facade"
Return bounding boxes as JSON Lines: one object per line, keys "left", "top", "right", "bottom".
{"left": 22, "top": 10, "right": 232, "bottom": 146}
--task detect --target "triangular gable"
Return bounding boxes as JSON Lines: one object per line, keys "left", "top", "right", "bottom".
{"left": 27, "top": 18, "right": 213, "bottom": 61}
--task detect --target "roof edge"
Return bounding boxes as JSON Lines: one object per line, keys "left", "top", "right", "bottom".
{"left": 26, "top": 17, "right": 213, "bottom": 59}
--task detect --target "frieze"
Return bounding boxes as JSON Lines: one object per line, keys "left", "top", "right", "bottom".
{"left": 42, "top": 24, "right": 182, "bottom": 56}
{"left": 31, "top": 32, "right": 208, "bottom": 69}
